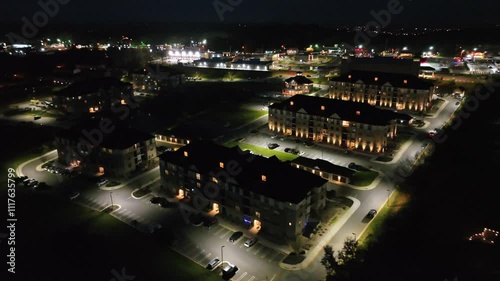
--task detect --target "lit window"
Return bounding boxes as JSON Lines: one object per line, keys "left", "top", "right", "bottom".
{"left": 261, "top": 175, "right": 267, "bottom": 182}
{"left": 256, "top": 211, "right": 261, "bottom": 218}
{"left": 404, "top": 80, "right": 408, "bottom": 84}
{"left": 196, "top": 182, "right": 201, "bottom": 188}
{"left": 212, "top": 177, "right": 218, "bottom": 183}
{"left": 321, "top": 105, "right": 325, "bottom": 110}
{"left": 121, "top": 99, "right": 126, "bottom": 105}
{"left": 356, "top": 111, "right": 361, "bottom": 115}
{"left": 196, "top": 173, "right": 201, "bottom": 180}
{"left": 184, "top": 151, "right": 188, "bottom": 157}
{"left": 348, "top": 75, "right": 352, "bottom": 79}
{"left": 288, "top": 222, "right": 292, "bottom": 226}
{"left": 219, "top": 162, "right": 224, "bottom": 168}
{"left": 374, "top": 77, "right": 378, "bottom": 81}
{"left": 164, "top": 169, "right": 169, "bottom": 175}
{"left": 290, "top": 101, "right": 294, "bottom": 106}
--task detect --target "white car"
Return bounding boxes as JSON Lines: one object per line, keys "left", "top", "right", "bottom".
{"left": 244, "top": 237, "right": 257, "bottom": 247}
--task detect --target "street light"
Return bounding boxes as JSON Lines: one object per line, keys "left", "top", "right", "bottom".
{"left": 352, "top": 232, "right": 357, "bottom": 240}
{"left": 221, "top": 245, "right": 225, "bottom": 269}
{"left": 110, "top": 192, "right": 114, "bottom": 210}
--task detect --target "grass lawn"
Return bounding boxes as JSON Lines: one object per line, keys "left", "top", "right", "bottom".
{"left": 225, "top": 141, "right": 299, "bottom": 162}
{"left": 11, "top": 192, "right": 222, "bottom": 281}
{"left": 350, "top": 171, "right": 379, "bottom": 186}
{"left": 208, "top": 108, "right": 267, "bottom": 127}
{"left": 358, "top": 190, "right": 410, "bottom": 245}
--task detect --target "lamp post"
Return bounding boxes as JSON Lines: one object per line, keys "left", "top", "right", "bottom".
{"left": 352, "top": 232, "right": 356, "bottom": 240}
{"left": 221, "top": 245, "right": 225, "bottom": 269}
{"left": 110, "top": 192, "right": 114, "bottom": 210}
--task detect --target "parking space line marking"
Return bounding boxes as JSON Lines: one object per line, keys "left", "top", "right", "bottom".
{"left": 220, "top": 230, "right": 231, "bottom": 239}
{"left": 214, "top": 227, "right": 225, "bottom": 236}
{"left": 268, "top": 251, "right": 281, "bottom": 262}
{"left": 235, "top": 272, "right": 247, "bottom": 281}
{"left": 199, "top": 252, "right": 212, "bottom": 264}
{"left": 252, "top": 244, "right": 263, "bottom": 255}
{"left": 260, "top": 247, "right": 271, "bottom": 258}
{"left": 247, "top": 277, "right": 255, "bottom": 281}
{"left": 192, "top": 249, "right": 205, "bottom": 261}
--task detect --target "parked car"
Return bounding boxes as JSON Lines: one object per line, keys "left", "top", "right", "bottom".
{"left": 244, "top": 237, "right": 257, "bottom": 247}
{"left": 366, "top": 209, "right": 377, "bottom": 220}
{"left": 222, "top": 263, "right": 238, "bottom": 276}
{"left": 267, "top": 143, "right": 279, "bottom": 149}
{"left": 96, "top": 178, "right": 109, "bottom": 187}
{"left": 206, "top": 258, "right": 221, "bottom": 270}
{"left": 228, "top": 231, "right": 243, "bottom": 242}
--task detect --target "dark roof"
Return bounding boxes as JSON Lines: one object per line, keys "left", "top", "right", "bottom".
{"left": 57, "top": 118, "right": 154, "bottom": 149}
{"left": 291, "top": 157, "right": 356, "bottom": 178}
{"left": 330, "top": 71, "right": 434, "bottom": 89}
{"left": 159, "top": 141, "right": 327, "bottom": 204}
{"left": 56, "top": 77, "right": 131, "bottom": 97}
{"left": 285, "top": 75, "right": 313, "bottom": 84}
{"left": 269, "top": 95, "right": 412, "bottom": 126}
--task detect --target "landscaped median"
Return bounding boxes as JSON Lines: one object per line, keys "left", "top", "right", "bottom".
{"left": 224, "top": 141, "right": 299, "bottom": 162}
{"left": 350, "top": 171, "right": 379, "bottom": 187}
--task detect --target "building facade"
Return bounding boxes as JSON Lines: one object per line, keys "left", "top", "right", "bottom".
{"left": 54, "top": 119, "right": 157, "bottom": 179}
{"left": 290, "top": 157, "right": 356, "bottom": 184}
{"left": 340, "top": 57, "right": 421, "bottom": 76}
{"left": 131, "top": 64, "right": 185, "bottom": 93}
{"left": 52, "top": 77, "right": 134, "bottom": 114}
{"left": 268, "top": 95, "right": 412, "bottom": 153}
{"left": 159, "top": 141, "right": 328, "bottom": 242}
{"left": 282, "top": 72, "right": 314, "bottom": 96}
{"left": 328, "top": 71, "right": 435, "bottom": 113}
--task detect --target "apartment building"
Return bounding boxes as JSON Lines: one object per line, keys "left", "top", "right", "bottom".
{"left": 329, "top": 71, "right": 435, "bottom": 113}
{"left": 52, "top": 77, "right": 134, "bottom": 114}
{"left": 268, "top": 95, "right": 411, "bottom": 153}
{"left": 54, "top": 118, "right": 157, "bottom": 179}
{"left": 159, "top": 141, "right": 328, "bottom": 242}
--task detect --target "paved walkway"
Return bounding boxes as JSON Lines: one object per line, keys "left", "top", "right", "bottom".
{"left": 280, "top": 196, "right": 360, "bottom": 270}
{"left": 16, "top": 149, "right": 57, "bottom": 177}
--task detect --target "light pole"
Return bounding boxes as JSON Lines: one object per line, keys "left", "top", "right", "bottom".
{"left": 221, "top": 245, "right": 225, "bottom": 269}
{"left": 352, "top": 232, "right": 356, "bottom": 240}
{"left": 110, "top": 192, "right": 114, "bottom": 210}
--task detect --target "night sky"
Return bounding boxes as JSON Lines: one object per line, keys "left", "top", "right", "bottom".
{"left": 2, "top": 0, "right": 499, "bottom": 25}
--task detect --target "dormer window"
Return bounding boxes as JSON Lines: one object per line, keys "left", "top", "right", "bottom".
{"left": 261, "top": 175, "right": 267, "bottom": 182}
{"left": 184, "top": 151, "right": 188, "bottom": 157}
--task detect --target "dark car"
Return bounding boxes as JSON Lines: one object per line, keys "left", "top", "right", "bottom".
{"left": 348, "top": 162, "right": 356, "bottom": 169}
{"left": 366, "top": 209, "right": 377, "bottom": 219}
{"left": 228, "top": 231, "right": 243, "bottom": 242}
{"left": 267, "top": 143, "right": 279, "bottom": 149}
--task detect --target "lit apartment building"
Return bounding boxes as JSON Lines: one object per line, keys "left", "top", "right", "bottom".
{"left": 268, "top": 95, "right": 411, "bottom": 153}
{"left": 55, "top": 118, "right": 157, "bottom": 179}
{"left": 282, "top": 72, "right": 314, "bottom": 96}
{"left": 159, "top": 141, "right": 328, "bottom": 242}
{"left": 52, "top": 77, "right": 134, "bottom": 114}
{"left": 329, "top": 71, "right": 435, "bottom": 112}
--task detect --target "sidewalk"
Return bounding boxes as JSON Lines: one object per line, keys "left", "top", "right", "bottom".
{"left": 370, "top": 135, "right": 416, "bottom": 165}
{"left": 16, "top": 149, "right": 57, "bottom": 177}
{"left": 99, "top": 166, "right": 160, "bottom": 191}
{"left": 280, "top": 196, "right": 360, "bottom": 270}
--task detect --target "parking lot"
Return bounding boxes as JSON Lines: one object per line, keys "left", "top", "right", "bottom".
{"left": 170, "top": 221, "right": 286, "bottom": 281}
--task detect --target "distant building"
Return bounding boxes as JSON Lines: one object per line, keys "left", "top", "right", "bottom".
{"left": 268, "top": 95, "right": 412, "bottom": 153}
{"left": 329, "top": 71, "right": 435, "bottom": 112}
{"left": 131, "top": 64, "right": 185, "bottom": 93}
{"left": 193, "top": 58, "right": 272, "bottom": 71}
{"left": 54, "top": 118, "right": 157, "bottom": 179}
{"left": 159, "top": 141, "right": 328, "bottom": 242}
{"left": 282, "top": 72, "right": 314, "bottom": 96}
{"left": 340, "top": 57, "right": 421, "bottom": 77}
{"left": 52, "top": 77, "right": 134, "bottom": 114}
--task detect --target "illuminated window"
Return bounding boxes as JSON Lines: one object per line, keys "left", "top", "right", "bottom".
{"left": 164, "top": 169, "right": 169, "bottom": 175}
{"left": 288, "top": 222, "right": 292, "bottom": 226}
{"left": 121, "top": 99, "right": 126, "bottom": 105}
{"left": 212, "top": 177, "right": 218, "bottom": 183}
{"left": 255, "top": 211, "right": 261, "bottom": 218}
{"left": 348, "top": 75, "right": 352, "bottom": 79}
{"left": 321, "top": 105, "right": 325, "bottom": 110}
{"left": 196, "top": 173, "right": 201, "bottom": 180}
{"left": 219, "top": 162, "right": 224, "bottom": 169}
{"left": 184, "top": 151, "right": 188, "bottom": 157}
{"left": 196, "top": 182, "right": 201, "bottom": 188}
{"left": 261, "top": 175, "right": 267, "bottom": 182}
{"left": 404, "top": 79, "right": 408, "bottom": 84}
{"left": 356, "top": 111, "right": 361, "bottom": 115}
{"left": 374, "top": 77, "right": 378, "bottom": 81}
{"left": 290, "top": 101, "right": 294, "bottom": 106}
